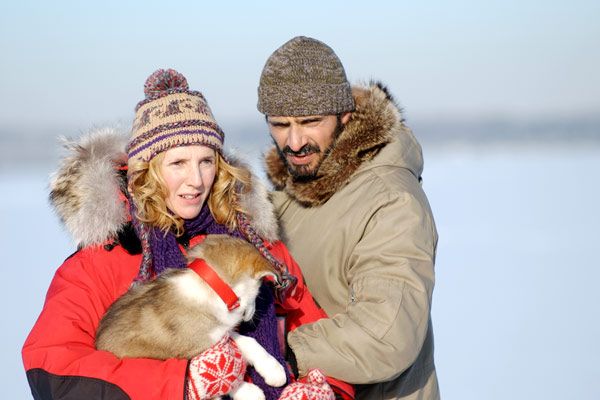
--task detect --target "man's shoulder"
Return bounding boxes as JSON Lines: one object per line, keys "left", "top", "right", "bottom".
{"left": 350, "top": 163, "right": 421, "bottom": 199}
{"left": 346, "top": 165, "right": 435, "bottom": 225}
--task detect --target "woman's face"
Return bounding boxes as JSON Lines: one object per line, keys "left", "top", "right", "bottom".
{"left": 160, "top": 145, "right": 217, "bottom": 220}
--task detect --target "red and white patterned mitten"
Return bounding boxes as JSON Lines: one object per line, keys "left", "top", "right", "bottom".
{"left": 278, "top": 369, "right": 335, "bottom": 400}
{"left": 186, "top": 336, "right": 247, "bottom": 400}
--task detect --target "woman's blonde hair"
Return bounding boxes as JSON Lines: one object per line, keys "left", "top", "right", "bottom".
{"left": 128, "top": 150, "right": 251, "bottom": 236}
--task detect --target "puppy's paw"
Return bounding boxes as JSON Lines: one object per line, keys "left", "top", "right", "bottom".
{"left": 231, "top": 381, "right": 265, "bottom": 400}
{"left": 259, "top": 359, "right": 287, "bottom": 387}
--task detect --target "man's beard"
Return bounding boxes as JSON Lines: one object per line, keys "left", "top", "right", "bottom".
{"left": 275, "top": 117, "right": 345, "bottom": 182}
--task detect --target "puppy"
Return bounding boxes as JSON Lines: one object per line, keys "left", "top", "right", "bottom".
{"left": 96, "top": 234, "right": 286, "bottom": 399}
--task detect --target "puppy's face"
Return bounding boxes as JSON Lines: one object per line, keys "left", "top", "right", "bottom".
{"left": 187, "top": 234, "right": 278, "bottom": 323}
{"left": 188, "top": 234, "right": 278, "bottom": 282}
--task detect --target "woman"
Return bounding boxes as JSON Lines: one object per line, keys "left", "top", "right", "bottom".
{"left": 22, "top": 69, "right": 353, "bottom": 400}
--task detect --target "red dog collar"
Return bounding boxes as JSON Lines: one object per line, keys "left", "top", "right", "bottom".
{"left": 188, "top": 259, "right": 240, "bottom": 311}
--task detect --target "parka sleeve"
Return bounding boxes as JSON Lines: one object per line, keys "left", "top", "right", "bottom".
{"left": 22, "top": 249, "right": 188, "bottom": 400}
{"left": 286, "top": 191, "right": 437, "bottom": 384}
{"left": 269, "top": 242, "right": 356, "bottom": 400}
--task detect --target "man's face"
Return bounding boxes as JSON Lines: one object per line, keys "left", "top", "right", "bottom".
{"left": 268, "top": 113, "right": 351, "bottom": 180}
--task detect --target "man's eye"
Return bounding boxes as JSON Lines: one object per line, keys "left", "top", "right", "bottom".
{"left": 297, "top": 118, "right": 320, "bottom": 127}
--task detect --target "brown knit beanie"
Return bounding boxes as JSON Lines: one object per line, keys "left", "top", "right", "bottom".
{"left": 127, "top": 68, "right": 224, "bottom": 166}
{"left": 257, "top": 36, "right": 355, "bottom": 116}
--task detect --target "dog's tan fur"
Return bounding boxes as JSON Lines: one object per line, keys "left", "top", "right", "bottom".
{"left": 95, "top": 235, "right": 277, "bottom": 360}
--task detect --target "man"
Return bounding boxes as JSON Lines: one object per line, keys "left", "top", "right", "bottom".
{"left": 258, "top": 36, "right": 439, "bottom": 399}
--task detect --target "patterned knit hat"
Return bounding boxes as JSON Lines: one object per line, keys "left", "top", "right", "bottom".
{"left": 127, "top": 69, "right": 224, "bottom": 165}
{"left": 257, "top": 36, "right": 355, "bottom": 116}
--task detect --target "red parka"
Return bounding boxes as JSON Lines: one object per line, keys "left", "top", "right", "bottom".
{"left": 23, "top": 234, "right": 353, "bottom": 399}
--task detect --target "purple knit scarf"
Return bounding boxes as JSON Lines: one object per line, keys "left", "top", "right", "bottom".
{"left": 147, "top": 203, "right": 241, "bottom": 275}
{"left": 132, "top": 202, "right": 288, "bottom": 399}
{"left": 238, "top": 284, "right": 289, "bottom": 399}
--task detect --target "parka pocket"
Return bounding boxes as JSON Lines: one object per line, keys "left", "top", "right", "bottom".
{"left": 347, "top": 277, "right": 405, "bottom": 340}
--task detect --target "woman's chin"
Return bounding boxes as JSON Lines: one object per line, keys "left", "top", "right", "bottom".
{"left": 173, "top": 205, "right": 202, "bottom": 220}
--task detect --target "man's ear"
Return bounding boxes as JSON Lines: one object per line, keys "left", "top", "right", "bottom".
{"left": 341, "top": 112, "right": 352, "bottom": 125}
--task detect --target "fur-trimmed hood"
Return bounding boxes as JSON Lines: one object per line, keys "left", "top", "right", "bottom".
{"left": 50, "top": 127, "right": 279, "bottom": 247}
{"left": 264, "top": 82, "right": 424, "bottom": 207}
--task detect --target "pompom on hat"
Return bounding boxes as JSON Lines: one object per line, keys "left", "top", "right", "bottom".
{"left": 127, "top": 69, "right": 224, "bottom": 165}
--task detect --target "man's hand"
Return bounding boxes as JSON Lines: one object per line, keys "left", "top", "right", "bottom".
{"left": 186, "top": 336, "right": 247, "bottom": 400}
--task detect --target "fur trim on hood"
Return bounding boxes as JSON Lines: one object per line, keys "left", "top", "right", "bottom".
{"left": 50, "top": 127, "right": 279, "bottom": 247}
{"left": 264, "top": 81, "right": 412, "bottom": 207}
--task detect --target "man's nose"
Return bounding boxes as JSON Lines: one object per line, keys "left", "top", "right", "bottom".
{"left": 287, "top": 125, "right": 305, "bottom": 151}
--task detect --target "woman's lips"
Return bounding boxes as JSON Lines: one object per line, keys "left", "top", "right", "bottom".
{"left": 179, "top": 193, "right": 202, "bottom": 204}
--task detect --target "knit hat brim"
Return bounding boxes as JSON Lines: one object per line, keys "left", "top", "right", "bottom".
{"left": 257, "top": 82, "right": 355, "bottom": 116}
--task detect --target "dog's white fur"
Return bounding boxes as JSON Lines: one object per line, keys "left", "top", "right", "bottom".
{"left": 173, "top": 270, "right": 286, "bottom": 400}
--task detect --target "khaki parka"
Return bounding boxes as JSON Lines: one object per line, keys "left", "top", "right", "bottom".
{"left": 264, "top": 83, "right": 440, "bottom": 400}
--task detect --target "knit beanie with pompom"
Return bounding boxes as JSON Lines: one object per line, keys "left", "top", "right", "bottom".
{"left": 126, "top": 69, "right": 224, "bottom": 167}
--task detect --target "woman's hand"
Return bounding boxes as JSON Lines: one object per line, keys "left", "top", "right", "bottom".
{"left": 278, "top": 369, "right": 335, "bottom": 400}
{"left": 186, "top": 336, "right": 247, "bottom": 399}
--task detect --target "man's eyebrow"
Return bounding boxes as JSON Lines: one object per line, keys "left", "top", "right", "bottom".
{"left": 298, "top": 117, "right": 322, "bottom": 124}
{"left": 267, "top": 119, "right": 290, "bottom": 126}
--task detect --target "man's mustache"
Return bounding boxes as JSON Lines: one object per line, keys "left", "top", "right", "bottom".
{"left": 282, "top": 144, "right": 320, "bottom": 156}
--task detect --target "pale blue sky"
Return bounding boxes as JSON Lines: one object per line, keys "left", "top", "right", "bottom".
{"left": 1, "top": 0, "right": 598, "bottom": 132}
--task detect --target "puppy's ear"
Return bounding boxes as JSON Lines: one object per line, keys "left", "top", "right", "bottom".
{"left": 255, "top": 270, "right": 279, "bottom": 282}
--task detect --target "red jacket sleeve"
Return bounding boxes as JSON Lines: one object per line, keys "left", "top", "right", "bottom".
{"left": 268, "top": 241, "right": 355, "bottom": 400}
{"left": 22, "top": 246, "right": 188, "bottom": 400}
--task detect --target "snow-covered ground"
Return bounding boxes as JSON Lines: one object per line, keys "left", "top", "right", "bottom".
{"left": 425, "top": 144, "right": 599, "bottom": 399}
{"left": 3, "top": 143, "right": 599, "bottom": 399}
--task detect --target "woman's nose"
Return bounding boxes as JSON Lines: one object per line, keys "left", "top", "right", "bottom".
{"left": 187, "top": 165, "right": 204, "bottom": 187}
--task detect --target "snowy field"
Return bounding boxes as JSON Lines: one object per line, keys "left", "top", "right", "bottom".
{"left": 2, "top": 143, "right": 599, "bottom": 399}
